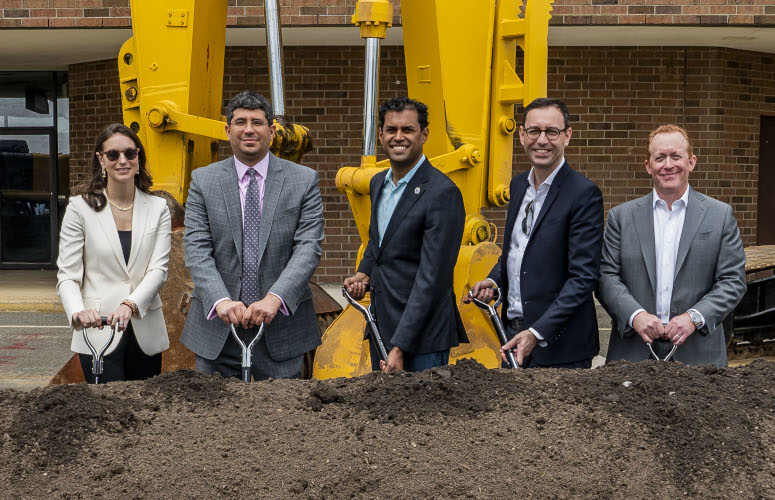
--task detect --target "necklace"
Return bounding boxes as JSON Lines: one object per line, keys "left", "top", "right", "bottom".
{"left": 105, "top": 191, "right": 134, "bottom": 212}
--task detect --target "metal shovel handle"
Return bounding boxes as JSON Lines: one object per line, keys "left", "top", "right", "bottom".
{"left": 647, "top": 341, "right": 678, "bottom": 362}
{"left": 82, "top": 316, "right": 118, "bottom": 384}
{"left": 230, "top": 323, "right": 265, "bottom": 382}
{"left": 469, "top": 288, "right": 520, "bottom": 369}
{"left": 342, "top": 285, "right": 388, "bottom": 363}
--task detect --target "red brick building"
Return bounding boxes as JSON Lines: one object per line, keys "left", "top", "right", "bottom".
{"left": 0, "top": 0, "right": 773, "bottom": 282}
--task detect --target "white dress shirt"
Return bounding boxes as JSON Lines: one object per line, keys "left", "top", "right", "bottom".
{"left": 491, "top": 160, "right": 565, "bottom": 342}
{"left": 628, "top": 186, "right": 705, "bottom": 328}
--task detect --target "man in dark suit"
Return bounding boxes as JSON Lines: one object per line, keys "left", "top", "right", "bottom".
{"left": 344, "top": 96, "right": 467, "bottom": 373}
{"left": 181, "top": 91, "right": 324, "bottom": 380}
{"left": 465, "top": 97, "right": 604, "bottom": 369}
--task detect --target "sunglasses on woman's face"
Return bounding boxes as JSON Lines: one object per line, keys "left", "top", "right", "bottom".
{"left": 101, "top": 148, "right": 139, "bottom": 161}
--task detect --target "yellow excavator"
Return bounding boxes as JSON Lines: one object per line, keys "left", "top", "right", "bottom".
{"left": 49, "top": 0, "right": 773, "bottom": 385}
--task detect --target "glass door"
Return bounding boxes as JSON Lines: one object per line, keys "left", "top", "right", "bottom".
{"left": 0, "top": 132, "right": 56, "bottom": 266}
{"left": 0, "top": 71, "right": 68, "bottom": 269}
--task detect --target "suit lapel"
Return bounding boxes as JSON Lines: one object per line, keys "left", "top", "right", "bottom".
{"left": 674, "top": 189, "right": 707, "bottom": 279}
{"left": 369, "top": 170, "right": 388, "bottom": 247}
{"left": 632, "top": 194, "right": 657, "bottom": 295}
{"left": 94, "top": 196, "right": 130, "bottom": 276}
{"left": 126, "top": 188, "right": 149, "bottom": 271}
{"left": 220, "top": 157, "right": 243, "bottom": 264}
{"left": 257, "top": 153, "right": 285, "bottom": 265}
{"left": 378, "top": 160, "right": 430, "bottom": 255}
{"left": 502, "top": 175, "right": 529, "bottom": 258}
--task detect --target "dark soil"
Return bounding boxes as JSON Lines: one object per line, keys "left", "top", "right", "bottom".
{"left": 1, "top": 359, "right": 774, "bottom": 499}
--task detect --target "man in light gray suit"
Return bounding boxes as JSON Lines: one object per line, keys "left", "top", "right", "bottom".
{"left": 181, "top": 91, "right": 324, "bottom": 380}
{"left": 597, "top": 124, "right": 746, "bottom": 367}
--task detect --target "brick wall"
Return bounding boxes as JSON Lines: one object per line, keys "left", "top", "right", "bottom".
{"left": 0, "top": 0, "right": 402, "bottom": 28}
{"left": 68, "top": 58, "right": 123, "bottom": 186}
{"left": 68, "top": 45, "right": 775, "bottom": 283}
{"left": 2, "top": 0, "right": 773, "bottom": 28}
{"left": 550, "top": 1, "right": 775, "bottom": 25}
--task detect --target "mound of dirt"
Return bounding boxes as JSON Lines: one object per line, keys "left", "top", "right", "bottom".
{"left": 1, "top": 360, "right": 774, "bottom": 499}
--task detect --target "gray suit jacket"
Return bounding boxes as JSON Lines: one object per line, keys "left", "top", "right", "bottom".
{"left": 597, "top": 188, "right": 746, "bottom": 367}
{"left": 181, "top": 153, "right": 324, "bottom": 362}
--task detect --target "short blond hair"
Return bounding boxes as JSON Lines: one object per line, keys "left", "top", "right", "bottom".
{"left": 647, "top": 124, "right": 693, "bottom": 158}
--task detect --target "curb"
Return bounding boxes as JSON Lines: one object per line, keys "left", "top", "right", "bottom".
{"left": 0, "top": 303, "right": 64, "bottom": 313}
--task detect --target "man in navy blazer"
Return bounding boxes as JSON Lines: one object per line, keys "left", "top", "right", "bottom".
{"left": 465, "top": 98, "right": 604, "bottom": 368}
{"left": 344, "top": 96, "right": 467, "bottom": 373}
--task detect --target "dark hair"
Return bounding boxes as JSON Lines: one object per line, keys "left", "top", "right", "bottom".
{"left": 522, "top": 97, "right": 571, "bottom": 130}
{"left": 84, "top": 123, "right": 152, "bottom": 212}
{"left": 226, "top": 91, "right": 273, "bottom": 124}
{"left": 378, "top": 96, "right": 429, "bottom": 131}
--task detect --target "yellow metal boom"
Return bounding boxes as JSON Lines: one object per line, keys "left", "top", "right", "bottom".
{"left": 117, "top": 0, "right": 311, "bottom": 204}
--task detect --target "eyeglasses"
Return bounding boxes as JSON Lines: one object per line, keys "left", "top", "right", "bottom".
{"left": 101, "top": 148, "right": 139, "bottom": 161}
{"left": 230, "top": 118, "right": 269, "bottom": 130}
{"left": 524, "top": 127, "right": 566, "bottom": 140}
{"left": 521, "top": 200, "right": 534, "bottom": 236}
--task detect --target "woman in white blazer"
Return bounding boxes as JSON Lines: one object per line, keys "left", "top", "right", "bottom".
{"left": 57, "top": 123, "right": 171, "bottom": 383}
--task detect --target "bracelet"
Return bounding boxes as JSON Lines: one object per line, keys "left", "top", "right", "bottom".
{"left": 121, "top": 299, "right": 139, "bottom": 316}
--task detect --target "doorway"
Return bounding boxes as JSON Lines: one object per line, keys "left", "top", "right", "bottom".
{"left": 0, "top": 72, "right": 69, "bottom": 269}
{"left": 758, "top": 116, "right": 775, "bottom": 246}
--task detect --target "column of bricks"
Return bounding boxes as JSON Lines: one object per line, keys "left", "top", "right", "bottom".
{"left": 67, "top": 59, "right": 123, "bottom": 188}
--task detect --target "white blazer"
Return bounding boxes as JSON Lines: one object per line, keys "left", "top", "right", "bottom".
{"left": 57, "top": 188, "right": 171, "bottom": 356}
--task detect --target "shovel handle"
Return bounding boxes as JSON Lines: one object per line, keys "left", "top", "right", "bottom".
{"left": 647, "top": 341, "right": 678, "bottom": 362}
{"left": 230, "top": 323, "right": 265, "bottom": 382}
{"left": 468, "top": 289, "right": 520, "bottom": 369}
{"left": 82, "top": 316, "right": 118, "bottom": 383}
{"left": 342, "top": 285, "right": 388, "bottom": 363}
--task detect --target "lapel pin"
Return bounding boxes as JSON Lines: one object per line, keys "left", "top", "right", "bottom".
{"left": 415, "top": 187, "right": 421, "bottom": 195}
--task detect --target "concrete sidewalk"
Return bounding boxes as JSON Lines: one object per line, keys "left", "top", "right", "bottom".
{"left": 0, "top": 271, "right": 71, "bottom": 390}
{"left": 0, "top": 270, "right": 62, "bottom": 313}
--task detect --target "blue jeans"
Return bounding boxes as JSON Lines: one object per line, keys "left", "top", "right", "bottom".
{"left": 369, "top": 340, "right": 449, "bottom": 372}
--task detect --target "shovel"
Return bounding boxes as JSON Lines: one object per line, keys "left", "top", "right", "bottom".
{"left": 230, "top": 323, "right": 265, "bottom": 382}
{"left": 647, "top": 340, "right": 678, "bottom": 362}
{"left": 469, "top": 288, "right": 521, "bottom": 369}
{"left": 342, "top": 285, "right": 388, "bottom": 363}
{"left": 82, "top": 316, "right": 118, "bottom": 384}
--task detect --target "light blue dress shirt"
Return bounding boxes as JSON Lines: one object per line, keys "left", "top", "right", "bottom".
{"left": 377, "top": 155, "right": 425, "bottom": 245}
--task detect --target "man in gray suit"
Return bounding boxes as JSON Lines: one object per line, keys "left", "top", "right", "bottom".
{"left": 181, "top": 91, "right": 324, "bottom": 380}
{"left": 597, "top": 124, "right": 746, "bottom": 367}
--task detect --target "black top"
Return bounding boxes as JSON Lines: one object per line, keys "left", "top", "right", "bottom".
{"left": 117, "top": 230, "right": 131, "bottom": 264}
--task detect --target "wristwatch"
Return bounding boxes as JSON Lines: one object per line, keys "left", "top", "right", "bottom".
{"left": 687, "top": 309, "right": 703, "bottom": 329}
